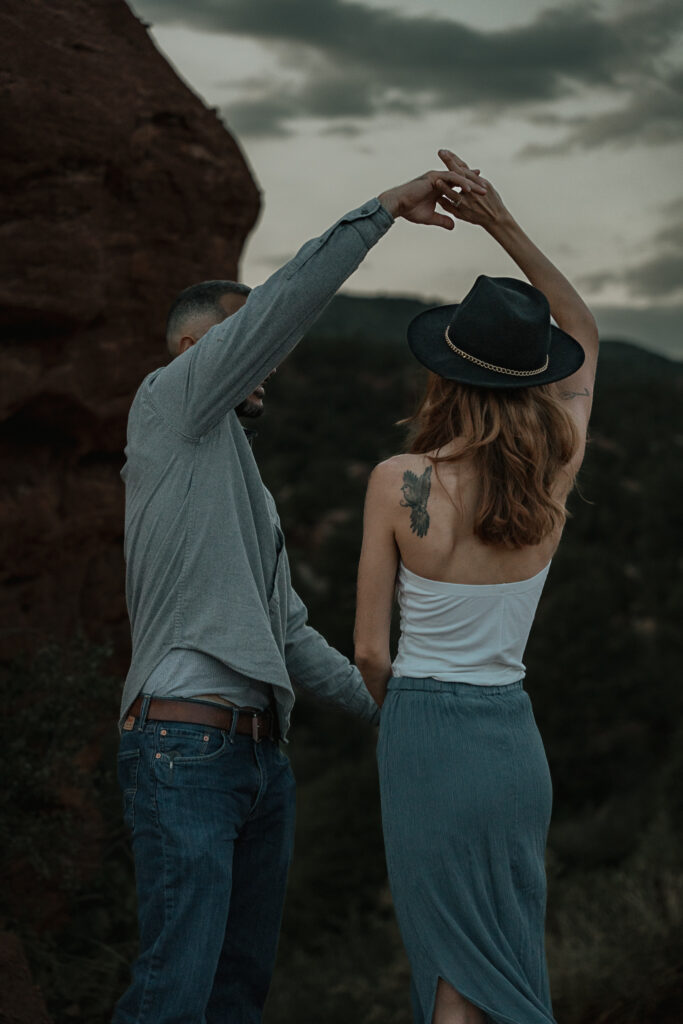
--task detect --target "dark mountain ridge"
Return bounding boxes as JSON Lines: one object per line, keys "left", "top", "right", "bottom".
{"left": 314, "top": 293, "right": 683, "bottom": 367}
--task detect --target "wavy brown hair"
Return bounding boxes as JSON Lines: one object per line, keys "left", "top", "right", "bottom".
{"left": 404, "top": 374, "right": 580, "bottom": 548}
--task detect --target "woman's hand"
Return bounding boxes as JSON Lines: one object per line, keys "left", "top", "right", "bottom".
{"left": 354, "top": 655, "right": 392, "bottom": 709}
{"left": 378, "top": 165, "right": 487, "bottom": 229}
{"left": 435, "top": 149, "right": 510, "bottom": 230}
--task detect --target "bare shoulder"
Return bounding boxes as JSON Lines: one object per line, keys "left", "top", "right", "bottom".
{"left": 366, "top": 455, "right": 435, "bottom": 540}
{"left": 368, "top": 454, "right": 433, "bottom": 494}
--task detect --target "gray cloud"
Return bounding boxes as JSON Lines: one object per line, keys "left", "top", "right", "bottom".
{"left": 320, "top": 122, "right": 364, "bottom": 137}
{"left": 581, "top": 198, "right": 683, "bottom": 299}
{"left": 131, "top": 0, "right": 683, "bottom": 143}
{"left": 227, "top": 95, "right": 296, "bottom": 138}
{"left": 627, "top": 254, "right": 683, "bottom": 297}
{"left": 225, "top": 65, "right": 422, "bottom": 136}
{"left": 522, "top": 68, "right": 683, "bottom": 156}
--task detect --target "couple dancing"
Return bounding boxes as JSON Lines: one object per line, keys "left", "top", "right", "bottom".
{"left": 115, "top": 148, "right": 598, "bottom": 1024}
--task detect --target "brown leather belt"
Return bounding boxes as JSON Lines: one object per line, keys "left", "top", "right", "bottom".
{"left": 127, "top": 696, "right": 279, "bottom": 742}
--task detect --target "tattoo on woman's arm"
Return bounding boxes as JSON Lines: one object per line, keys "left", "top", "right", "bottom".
{"left": 400, "top": 466, "right": 432, "bottom": 538}
{"left": 559, "top": 386, "right": 591, "bottom": 400}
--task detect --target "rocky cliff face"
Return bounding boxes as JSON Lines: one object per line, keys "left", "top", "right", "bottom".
{"left": 0, "top": 0, "right": 260, "bottom": 667}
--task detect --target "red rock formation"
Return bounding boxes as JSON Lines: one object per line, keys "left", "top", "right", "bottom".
{"left": 0, "top": 0, "right": 260, "bottom": 668}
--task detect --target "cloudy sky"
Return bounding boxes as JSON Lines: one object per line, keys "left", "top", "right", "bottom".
{"left": 129, "top": 0, "right": 683, "bottom": 356}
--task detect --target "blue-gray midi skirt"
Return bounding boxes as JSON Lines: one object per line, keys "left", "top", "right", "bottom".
{"left": 377, "top": 677, "right": 556, "bottom": 1024}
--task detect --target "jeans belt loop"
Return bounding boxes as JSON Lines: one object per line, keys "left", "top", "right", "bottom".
{"left": 137, "top": 694, "right": 152, "bottom": 732}
{"left": 251, "top": 711, "right": 263, "bottom": 744}
{"left": 227, "top": 707, "right": 239, "bottom": 744}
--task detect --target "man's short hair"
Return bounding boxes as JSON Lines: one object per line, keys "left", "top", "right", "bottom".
{"left": 166, "top": 280, "right": 251, "bottom": 354}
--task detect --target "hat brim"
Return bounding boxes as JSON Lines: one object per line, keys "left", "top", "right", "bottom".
{"left": 407, "top": 304, "right": 585, "bottom": 388}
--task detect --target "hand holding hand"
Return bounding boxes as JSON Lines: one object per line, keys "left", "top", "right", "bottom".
{"left": 434, "top": 149, "right": 509, "bottom": 230}
{"left": 378, "top": 163, "right": 486, "bottom": 230}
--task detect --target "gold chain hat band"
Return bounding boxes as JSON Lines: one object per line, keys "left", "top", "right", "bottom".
{"left": 444, "top": 325, "right": 549, "bottom": 377}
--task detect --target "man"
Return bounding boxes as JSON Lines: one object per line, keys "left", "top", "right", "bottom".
{"left": 114, "top": 157, "right": 485, "bottom": 1023}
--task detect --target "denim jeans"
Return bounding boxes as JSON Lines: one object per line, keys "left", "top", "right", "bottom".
{"left": 112, "top": 703, "right": 296, "bottom": 1024}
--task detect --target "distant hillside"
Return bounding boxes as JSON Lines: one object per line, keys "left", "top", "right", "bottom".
{"left": 315, "top": 293, "right": 683, "bottom": 363}
{"left": 313, "top": 293, "right": 434, "bottom": 343}
{"left": 594, "top": 338, "right": 683, "bottom": 380}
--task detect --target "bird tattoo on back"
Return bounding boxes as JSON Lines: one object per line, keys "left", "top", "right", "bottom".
{"left": 400, "top": 466, "right": 432, "bottom": 538}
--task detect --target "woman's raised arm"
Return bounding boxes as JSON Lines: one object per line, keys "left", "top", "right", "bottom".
{"left": 436, "top": 150, "right": 599, "bottom": 443}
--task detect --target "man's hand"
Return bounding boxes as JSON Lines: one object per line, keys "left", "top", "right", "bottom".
{"left": 378, "top": 160, "right": 486, "bottom": 230}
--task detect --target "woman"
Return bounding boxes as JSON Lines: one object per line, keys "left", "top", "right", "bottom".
{"left": 354, "top": 149, "right": 599, "bottom": 1024}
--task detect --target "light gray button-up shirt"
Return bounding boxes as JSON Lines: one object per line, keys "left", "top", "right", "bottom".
{"left": 119, "top": 197, "right": 394, "bottom": 737}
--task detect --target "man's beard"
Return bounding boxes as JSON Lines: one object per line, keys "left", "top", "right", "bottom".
{"left": 235, "top": 397, "right": 264, "bottom": 419}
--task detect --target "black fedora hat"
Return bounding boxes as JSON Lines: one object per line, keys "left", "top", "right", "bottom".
{"left": 407, "top": 275, "right": 584, "bottom": 388}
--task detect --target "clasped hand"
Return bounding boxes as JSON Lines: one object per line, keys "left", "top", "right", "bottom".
{"left": 379, "top": 149, "right": 505, "bottom": 231}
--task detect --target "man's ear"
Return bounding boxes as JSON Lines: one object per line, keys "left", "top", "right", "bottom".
{"left": 177, "top": 334, "right": 197, "bottom": 355}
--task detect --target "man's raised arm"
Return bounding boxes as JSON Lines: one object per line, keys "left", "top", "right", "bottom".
{"left": 146, "top": 166, "right": 485, "bottom": 439}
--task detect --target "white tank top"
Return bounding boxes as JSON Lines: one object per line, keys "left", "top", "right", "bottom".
{"left": 391, "top": 560, "right": 551, "bottom": 686}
